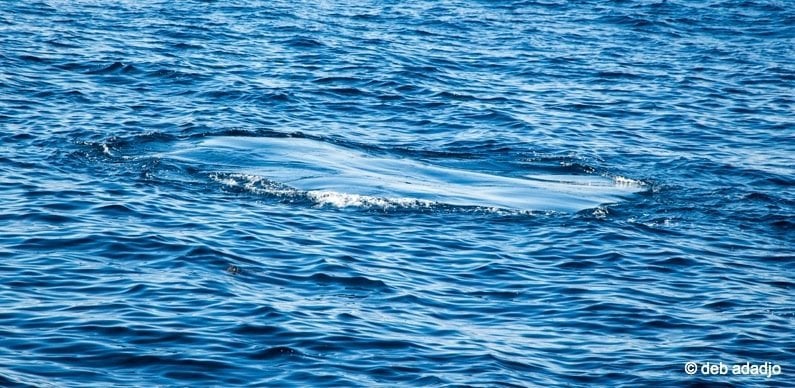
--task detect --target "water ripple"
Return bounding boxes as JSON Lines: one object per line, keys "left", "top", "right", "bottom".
{"left": 1, "top": 0, "right": 793, "bottom": 386}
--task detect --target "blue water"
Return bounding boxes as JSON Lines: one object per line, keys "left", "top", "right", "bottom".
{"left": 1, "top": 1, "right": 793, "bottom": 386}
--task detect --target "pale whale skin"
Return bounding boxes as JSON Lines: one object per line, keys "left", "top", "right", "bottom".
{"left": 167, "top": 136, "right": 644, "bottom": 213}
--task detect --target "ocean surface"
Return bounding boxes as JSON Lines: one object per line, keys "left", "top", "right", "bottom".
{"left": 1, "top": 1, "right": 793, "bottom": 386}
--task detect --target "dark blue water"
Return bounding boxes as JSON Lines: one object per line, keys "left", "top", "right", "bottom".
{"left": 2, "top": 1, "right": 793, "bottom": 386}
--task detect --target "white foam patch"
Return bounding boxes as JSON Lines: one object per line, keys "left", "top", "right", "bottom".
{"left": 613, "top": 175, "right": 645, "bottom": 187}
{"left": 210, "top": 173, "right": 437, "bottom": 210}
{"left": 306, "top": 190, "right": 436, "bottom": 209}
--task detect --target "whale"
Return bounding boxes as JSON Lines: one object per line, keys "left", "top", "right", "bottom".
{"left": 165, "top": 135, "right": 644, "bottom": 213}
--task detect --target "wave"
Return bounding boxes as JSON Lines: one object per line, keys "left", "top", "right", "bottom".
{"left": 163, "top": 135, "right": 645, "bottom": 213}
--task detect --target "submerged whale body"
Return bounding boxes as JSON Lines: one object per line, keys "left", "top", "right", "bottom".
{"left": 166, "top": 136, "right": 644, "bottom": 213}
